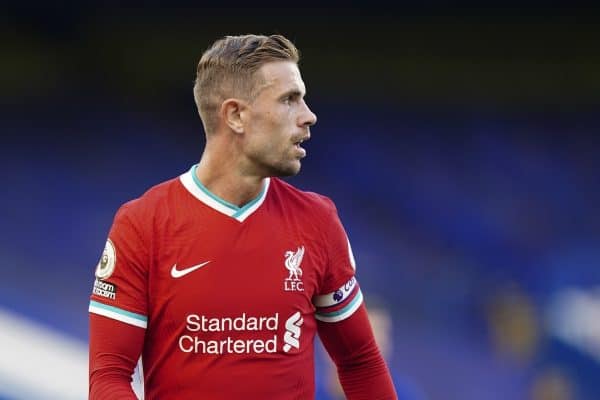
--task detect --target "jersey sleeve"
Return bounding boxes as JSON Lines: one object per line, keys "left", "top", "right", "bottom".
{"left": 318, "top": 303, "right": 398, "bottom": 399}
{"left": 89, "top": 313, "right": 145, "bottom": 399}
{"left": 89, "top": 202, "right": 150, "bottom": 398}
{"left": 89, "top": 202, "right": 149, "bottom": 329}
{"left": 313, "top": 197, "right": 363, "bottom": 323}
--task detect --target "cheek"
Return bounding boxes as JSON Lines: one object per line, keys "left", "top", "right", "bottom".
{"left": 246, "top": 108, "right": 290, "bottom": 151}
{"left": 249, "top": 110, "right": 279, "bottom": 135}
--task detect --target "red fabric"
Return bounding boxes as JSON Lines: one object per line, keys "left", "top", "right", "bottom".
{"left": 318, "top": 304, "right": 398, "bottom": 400}
{"left": 89, "top": 171, "right": 389, "bottom": 399}
{"left": 89, "top": 314, "right": 144, "bottom": 400}
{"left": 89, "top": 175, "right": 360, "bottom": 399}
{"left": 90, "top": 305, "right": 397, "bottom": 400}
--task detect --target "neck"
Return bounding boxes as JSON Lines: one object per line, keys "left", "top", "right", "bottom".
{"left": 195, "top": 141, "right": 266, "bottom": 208}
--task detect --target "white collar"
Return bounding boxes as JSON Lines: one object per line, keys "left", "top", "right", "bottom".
{"left": 179, "top": 165, "right": 270, "bottom": 222}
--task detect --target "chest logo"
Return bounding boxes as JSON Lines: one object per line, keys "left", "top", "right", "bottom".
{"left": 171, "top": 261, "right": 212, "bottom": 278}
{"left": 284, "top": 246, "right": 305, "bottom": 292}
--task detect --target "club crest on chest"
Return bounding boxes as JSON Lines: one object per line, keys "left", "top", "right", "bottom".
{"left": 283, "top": 246, "right": 305, "bottom": 292}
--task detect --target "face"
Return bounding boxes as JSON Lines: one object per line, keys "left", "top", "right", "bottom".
{"left": 240, "top": 61, "right": 317, "bottom": 177}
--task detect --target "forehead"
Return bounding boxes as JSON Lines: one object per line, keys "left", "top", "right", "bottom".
{"left": 254, "top": 61, "right": 305, "bottom": 95}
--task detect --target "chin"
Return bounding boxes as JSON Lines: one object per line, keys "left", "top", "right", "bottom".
{"left": 276, "top": 167, "right": 301, "bottom": 178}
{"left": 270, "top": 162, "right": 301, "bottom": 177}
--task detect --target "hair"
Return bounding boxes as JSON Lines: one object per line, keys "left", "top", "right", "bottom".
{"left": 193, "top": 34, "right": 300, "bottom": 135}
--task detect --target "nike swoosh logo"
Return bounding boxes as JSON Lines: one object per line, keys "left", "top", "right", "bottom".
{"left": 170, "top": 261, "right": 212, "bottom": 278}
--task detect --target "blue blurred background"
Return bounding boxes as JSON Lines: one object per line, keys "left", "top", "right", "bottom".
{"left": 2, "top": 3, "right": 599, "bottom": 399}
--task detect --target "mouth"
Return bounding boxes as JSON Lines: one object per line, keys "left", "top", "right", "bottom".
{"left": 293, "top": 136, "right": 309, "bottom": 157}
{"left": 293, "top": 134, "right": 310, "bottom": 146}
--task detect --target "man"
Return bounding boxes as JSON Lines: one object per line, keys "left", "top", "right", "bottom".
{"left": 89, "top": 34, "right": 397, "bottom": 399}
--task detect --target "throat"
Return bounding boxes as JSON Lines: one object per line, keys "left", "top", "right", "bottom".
{"left": 194, "top": 165, "right": 266, "bottom": 208}
{"left": 218, "top": 182, "right": 264, "bottom": 208}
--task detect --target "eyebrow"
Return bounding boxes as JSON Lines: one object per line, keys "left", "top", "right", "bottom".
{"left": 279, "top": 89, "right": 304, "bottom": 100}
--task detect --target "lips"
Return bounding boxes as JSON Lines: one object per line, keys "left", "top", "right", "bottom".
{"left": 293, "top": 139, "right": 307, "bottom": 157}
{"left": 294, "top": 143, "right": 306, "bottom": 156}
{"left": 293, "top": 133, "right": 310, "bottom": 146}
{"left": 292, "top": 134, "right": 310, "bottom": 157}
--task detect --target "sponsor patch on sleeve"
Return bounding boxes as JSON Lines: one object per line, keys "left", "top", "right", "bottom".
{"left": 92, "top": 278, "right": 117, "bottom": 300}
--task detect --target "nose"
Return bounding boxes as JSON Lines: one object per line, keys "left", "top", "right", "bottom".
{"left": 299, "top": 99, "right": 317, "bottom": 127}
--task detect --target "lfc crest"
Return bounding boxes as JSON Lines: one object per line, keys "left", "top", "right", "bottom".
{"left": 284, "top": 246, "right": 305, "bottom": 292}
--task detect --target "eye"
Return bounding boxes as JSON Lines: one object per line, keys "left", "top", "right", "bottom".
{"left": 282, "top": 92, "right": 301, "bottom": 105}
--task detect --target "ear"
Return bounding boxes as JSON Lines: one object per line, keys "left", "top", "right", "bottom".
{"left": 220, "top": 98, "right": 246, "bottom": 134}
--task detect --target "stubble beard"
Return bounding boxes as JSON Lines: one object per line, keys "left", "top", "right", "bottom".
{"left": 247, "top": 146, "right": 303, "bottom": 178}
{"left": 266, "top": 160, "right": 301, "bottom": 177}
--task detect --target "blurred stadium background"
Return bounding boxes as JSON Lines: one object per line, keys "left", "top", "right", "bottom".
{"left": 2, "top": 3, "right": 599, "bottom": 399}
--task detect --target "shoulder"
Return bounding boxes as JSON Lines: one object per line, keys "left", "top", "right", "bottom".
{"left": 270, "top": 178, "right": 339, "bottom": 218}
{"left": 114, "top": 176, "right": 181, "bottom": 224}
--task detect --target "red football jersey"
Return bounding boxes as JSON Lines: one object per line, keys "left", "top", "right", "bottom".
{"left": 89, "top": 165, "right": 363, "bottom": 399}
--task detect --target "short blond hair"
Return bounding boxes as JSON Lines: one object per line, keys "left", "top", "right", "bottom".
{"left": 193, "top": 34, "right": 300, "bottom": 134}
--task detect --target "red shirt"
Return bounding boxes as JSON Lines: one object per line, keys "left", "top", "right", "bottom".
{"left": 89, "top": 165, "right": 371, "bottom": 399}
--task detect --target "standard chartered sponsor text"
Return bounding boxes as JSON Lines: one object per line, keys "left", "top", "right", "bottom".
{"left": 179, "top": 313, "right": 279, "bottom": 355}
